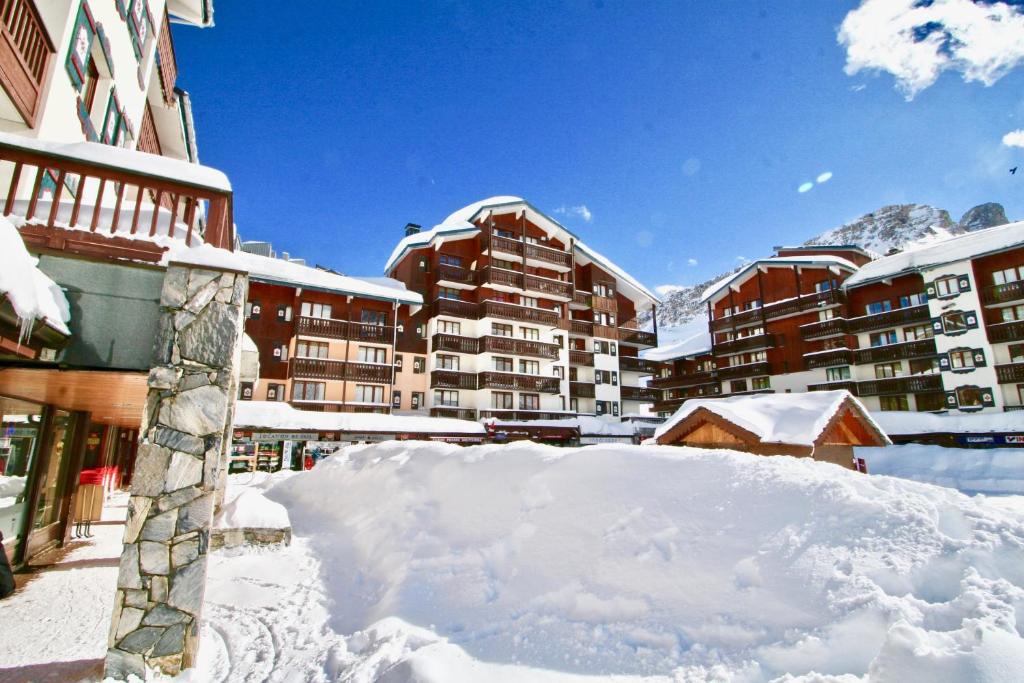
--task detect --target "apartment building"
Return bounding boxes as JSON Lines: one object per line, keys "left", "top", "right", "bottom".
{"left": 385, "top": 196, "right": 662, "bottom": 422}
{"left": 652, "top": 222, "right": 1024, "bottom": 415}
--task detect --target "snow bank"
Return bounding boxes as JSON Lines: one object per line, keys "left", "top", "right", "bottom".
{"left": 266, "top": 441, "right": 1024, "bottom": 681}
{"left": 861, "top": 444, "right": 1024, "bottom": 495}
{"left": 0, "top": 215, "right": 71, "bottom": 335}
{"left": 488, "top": 415, "right": 635, "bottom": 436}
{"left": 215, "top": 487, "right": 290, "bottom": 530}
{"left": 872, "top": 410, "right": 1024, "bottom": 435}
{"left": 0, "top": 474, "right": 27, "bottom": 508}
{"left": 233, "top": 400, "right": 485, "bottom": 434}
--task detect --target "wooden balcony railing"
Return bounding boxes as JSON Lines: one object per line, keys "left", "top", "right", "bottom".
{"left": 847, "top": 304, "right": 930, "bottom": 334}
{"left": 981, "top": 280, "right": 1024, "bottom": 306}
{"left": 486, "top": 234, "right": 523, "bottom": 258}
{"left": 481, "top": 335, "right": 560, "bottom": 359}
{"left": 432, "top": 333, "right": 479, "bottom": 354}
{"left": 853, "top": 338, "right": 937, "bottom": 364}
{"left": 155, "top": 10, "right": 178, "bottom": 106}
{"left": 807, "top": 380, "right": 859, "bottom": 395}
{"left": 296, "top": 317, "right": 392, "bottom": 343}
{"left": 716, "top": 361, "right": 771, "bottom": 380}
{"left": 569, "top": 381, "right": 595, "bottom": 398}
{"left": 619, "top": 356, "right": 661, "bottom": 374}
{"left": 291, "top": 358, "right": 392, "bottom": 383}
{"left": 481, "top": 300, "right": 559, "bottom": 326}
{"left": 430, "top": 370, "right": 478, "bottom": 390}
{"left": 714, "top": 333, "right": 775, "bottom": 356}
{"left": 433, "top": 297, "right": 479, "bottom": 320}
{"left": 804, "top": 348, "right": 853, "bottom": 369}
{"left": 479, "top": 409, "right": 574, "bottom": 421}
{"left": 525, "top": 274, "right": 573, "bottom": 299}
{"left": 570, "top": 319, "right": 594, "bottom": 336}
{"left": 800, "top": 318, "right": 848, "bottom": 340}
{"left": 525, "top": 241, "right": 572, "bottom": 269}
{"left": 856, "top": 373, "right": 943, "bottom": 397}
{"left": 430, "top": 407, "right": 477, "bottom": 420}
{"left": 711, "top": 290, "right": 844, "bottom": 332}
{"left": 619, "top": 327, "right": 657, "bottom": 347}
{"left": 593, "top": 324, "right": 618, "bottom": 340}
{"left": 572, "top": 290, "right": 591, "bottom": 307}
{"left": 995, "top": 362, "right": 1024, "bottom": 384}
{"left": 650, "top": 370, "right": 718, "bottom": 389}
{"left": 620, "top": 385, "right": 660, "bottom": 402}
{"left": 479, "top": 266, "right": 521, "bottom": 289}
{"left": 436, "top": 264, "right": 477, "bottom": 286}
{"left": 569, "top": 349, "right": 594, "bottom": 366}
{"left": 479, "top": 372, "right": 561, "bottom": 393}
{"left": 987, "top": 320, "right": 1024, "bottom": 343}
{"left": 0, "top": 0, "right": 55, "bottom": 126}
{"left": 0, "top": 135, "right": 234, "bottom": 262}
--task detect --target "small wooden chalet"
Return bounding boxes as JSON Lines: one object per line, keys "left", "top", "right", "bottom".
{"left": 653, "top": 390, "right": 890, "bottom": 470}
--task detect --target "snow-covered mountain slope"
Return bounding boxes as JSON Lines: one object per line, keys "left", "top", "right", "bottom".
{"left": 647, "top": 202, "right": 1009, "bottom": 341}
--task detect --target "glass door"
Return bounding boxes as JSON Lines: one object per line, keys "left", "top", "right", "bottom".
{"left": 1, "top": 397, "right": 44, "bottom": 563}
{"left": 27, "top": 410, "right": 77, "bottom": 558}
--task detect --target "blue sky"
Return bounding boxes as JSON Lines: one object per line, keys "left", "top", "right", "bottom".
{"left": 174, "top": 1, "right": 1024, "bottom": 291}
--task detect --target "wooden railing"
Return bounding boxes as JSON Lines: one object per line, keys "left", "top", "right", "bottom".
{"left": 481, "top": 335, "right": 560, "bottom": 359}
{"left": 995, "top": 362, "right": 1024, "bottom": 384}
{"left": 569, "top": 381, "right": 595, "bottom": 398}
{"left": 436, "top": 264, "right": 477, "bottom": 286}
{"left": 481, "top": 300, "right": 559, "bottom": 326}
{"left": 853, "top": 338, "right": 936, "bottom": 364}
{"left": 856, "top": 374, "right": 943, "bottom": 397}
{"left": 716, "top": 361, "right": 771, "bottom": 380}
{"left": 804, "top": 348, "right": 853, "bottom": 369}
{"left": 847, "top": 304, "right": 930, "bottom": 334}
{"left": 479, "top": 409, "right": 574, "bottom": 421}
{"left": 525, "top": 241, "right": 572, "bottom": 268}
{"left": 570, "top": 319, "right": 594, "bottom": 336}
{"left": 572, "top": 290, "right": 591, "bottom": 307}
{"left": 525, "top": 274, "right": 573, "bottom": 299}
{"left": 155, "top": 10, "right": 178, "bottom": 106}
{"left": 619, "top": 328, "right": 657, "bottom": 346}
{"left": 430, "top": 370, "right": 477, "bottom": 389}
{"left": 0, "top": 136, "right": 234, "bottom": 262}
{"left": 291, "top": 358, "right": 392, "bottom": 383}
{"left": 619, "top": 356, "right": 660, "bottom": 374}
{"left": 711, "top": 290, "right": 844, "bottom": 332}
{"left": 486, "top": 234, "right": 523, "bottom": 257}
{"left": 800, "top": 318, "right": 848, "bottom": 340}
{"left": 715, "top": 333, "right": 774, "bottom": 355}
{"left": 650, "top": 370, "right": 718, "bottom": 388}
{"left": 620, "top": 385, "right": 660, "bottom": 401}
{"left": 430, "top": 407, "right": 477, "bottom": 420}
{"left": 0, "top": 0, "right": 54, "bottom": 126}
{"left": 433, "top": 297, "right": 479, "bottom": 320}
{"left": 479, "top": 372, "right": 560, "bottom": 393}
{"left": 479, "top": 266, "right": 521, "bottom": 289}
{"left": 593, "top": 324, "right": 618, "bottom": 340}
{"left": 807, "top": 380, "right": 859, "bottom": 395}
{"left": 296, "top": 316, "right": 392, "bottom": 343}
{"left": 981, "top": 280, "right": 1024, "bottom": 306}
{"left": 569, "top": 349, "right": 594, "bottom": 366}
{"left": 432, "top": 333, "right": 478, "bottom": 354}
{"left": 987, "top": 320, "right": 1024, "bottom": 343}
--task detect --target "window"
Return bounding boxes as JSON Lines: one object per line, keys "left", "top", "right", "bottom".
{"left": 569, "top": 366, "right": 578, "bottom": 381}
{"left": 521, "top": 327, "right": 539, "bottom": 340}
{"left": 595, "top": 312, "right": 617, "bottom": 326}
{"left": 730, "top": 379, "right": 748, "bottom": 393}
{"left": 292, "top": 381, "right": 325, "bottom": 401}
{"left": 948, "top": 349, "right": 975, "bottom": 370}
{"left": 392, "top": 391, "right": 402, "bottom": 409}
{"left": 494, "top": 357, "right": 514, "bottom": 372}
{"left": 594, "top": 340, "right": 609, "bottom": 354}
{"left": 879, "top": 395, "right": 909, "bottom": 411}
{"left": 592, "top": 282, "right": 615, "bottom": 298}
{"left": 361, "top": 310, "right": 387, "bottom": 326}
{"left": 276, "top": 344, "right": 289, "bottom": 361}
{"left": 595, "top": 400, "right": 610, "bottom": 415}
{"left": 434, "top": 390, "right": 459, "bottom": 407}
{"left": 413, "top": 357, "right": 425, "bottom": 374}
{"left": 899, "top": 292, "right": 928, "bottom": 308}
{"left": 941, "top": 311, "right": 969, "bottom": 333}
{"left": 611, "top": 371, "right": 619, "bottom": 386}
{"left": 904, "top": 324, "right": 933, "bottom": 341}
{"left": 276, "top": 305, "right": 293, "bottom": 321}
{"left": 993, "top": 265, "right": 1024, "bottom": 285}
{"left": 411, "top": 392, "right": 424, "bottom": 409}
{"left": 915, "top": 393, "right": 946, "bottom": 411}
{"left": 297, "top": 340, "right": 329, "bottom": 358}
{"left": 815, "top": 279, "right": 838, "bottom": 293}
{"left": 1010, "top": 344, "right": 1024, "bottom": 363}
{"left": 492, "top": 392, "right": 514, "bottom": 409}
{"left": 438, "top": 320, "right": 462, "bottom": 335}
{"left": 866, "top": 300, "right": 892, "bottom": 315}
{"left": 520, "top": 394, "right": 540, "bottom": 410}
{"left": 267, "top": 383, "right": 285, "bottom": 401}
{"left": 870, "top": 330, "right": 898, "bottom": 347}
{"left": 595, "top": 370, "right": 614, "bottom": 384}
{"left": 874, "top": 362, "right": 903, "bottom": 379}
{"left": 909, "top": 358, "right": 940, "bottom": 375}
{"left": 300, "top": 302, "right": 331, "bottom": 319}
{"left": 436, "top": 354, "right": 459, "bottom": 371}
{"left": 520, "top": 296, "right": 538, "bottom": 308}
{"left": 355, "top": 385, "right": 385, "bottom": 404}
{"left": 751, "top": 377, "right": 770, "bottom": 390}
{"left": 826, "top": 366, "right": 851, "bottom": 382}
{"left": 439, "top": 254, "right": 463, "bottom": 267}
{"left": 553, "top": 334, "right": 564, "bottom": 348}
{"left": 553, "top": 366, "right": 564, "bottom": 379}
{"left": 519, "top": 360, "right": 540, "bottom": 375}
{"left": 742, "top": 299, "right": 762, "bottom": 311}
{"left": 495, "top": 228, "right": 516, "bottom": 239}
{"left": 750, "top": 350, "right": 767, "bottom": 363}
{"left": 358, "top": 346, "right": 387, "bottom": 363}
{"left": 492, "top": 323, "right": 513, "bottom": 337}
{"left": 438, "top": 287, "right": 461, "bottom": 300}
{"left": 1001, "top": 304, "right": 1024, "bottom": 322}
{"left": 956, "top": 386, "right": 984, "bottom": 408}
{"left": 570, "top": 398, "right": 579, "bottom": 412}
{"left": 934, "top": 276, "right": 960, "bottom": 297}
{"left": 493, "top": 258, "right": 517, "bottom": 270}
{"left": 418, "top": 258, "right": 428, "bottom": 271}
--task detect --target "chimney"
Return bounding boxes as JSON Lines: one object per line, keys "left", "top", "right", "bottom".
{"left": 405, "top": 223, "right": 421, "bottom": 237}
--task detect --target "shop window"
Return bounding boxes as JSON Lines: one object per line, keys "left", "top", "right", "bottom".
{"left": 434, "top": 390, "right": 459, "bottom": 407}
{"left": 874, "top": 362, "right": 903, "bottom": 379}
{"left": 437, "top": 354, "right": 459, "bottom": 371}
{"left": 879, "top": 395, "right": 909, "bottom": 411}
{"left": 492, "top": 392, "right": 514, "bottom": 410}
{"left": 494, "top": 357, "right": 513, "bottom": 372}
{"left": 355, "top": 385, "right": 384, "bottom": 404}
{"left": 520, "top": 394, "right": 540, "bottom": 410}
{"left": 826, "top": 366, "right": 850, "bottom": 382}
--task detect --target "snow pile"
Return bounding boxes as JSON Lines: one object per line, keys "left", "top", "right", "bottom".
{"left": 0, "top": 215, "right": 71, "bottom": 336}
{"left": 872, "top": 410, "right": 1024, "bottom": 435}
{"left": 215, "top": 487, "right": 290, "bottom": 530}
{"left": 642, "top": 315, "right": 711, "bottom": 361}
{"left": 0, "top": 474, "right": 27, "bottom": 508}
{"left": 654, "top": 390, "right": 887, "bottom": 447}
{"left": 861, "top": 444, "right": 1024, "bottom": 495}
{"left": 264, "top": 441, "right": 1024, "bottom": 681}
{"left": 488, "top": 415, "right": 635, "bottom": 436}
{"left": 233, "top": 400, "right": 485, "bottom": 434}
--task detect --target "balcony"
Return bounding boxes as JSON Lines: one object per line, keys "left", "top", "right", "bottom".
{"left": 711, "top": 290, "right": 844, "bottom": 332}
{"left": 291, "top": 358, "right": 392, "bottom": 383}
{"left": 804, "top": 348, "right": 853, "bottom": 369}
{"left": 155, "top": 10, "right": 178, "bottom": 106}
{"left": 433, "top": 297, "right": 479, "bottom": 320}
{"left": 485, "top": 234, "right": 524, "bottom": 259}
{"left": 569, "top": 381, "right": 595, "bottom": 398}
{"left": 569, "top": 349, "right": 594, "bottom": 366}
{"left": 570, "top": 319, "right": 594, "bottom": 337}
{"left": 619, "top": 327, "right": 657, "bottom": 347}
{"left": 479, "top": 372, "right": 561, "bottom": 393}
{"left": 714, "top": 333, "right": 775, "bottom": 355}
{"left": 430, "top": 407, "right": 477, "bottom": 420}
{"left": 432, "top": 333, "right": 478, "bottom": 354}
{"left": 808, "top": 380, "right": 859, "bottom": 395}
{"left": 620, "top": 385, "right": 660, "bottom": 402}
{"left": 436, "top": 264, "right": 477, "bottom": 288}
{"left": 296, "top": 317, "right": 392, "bottom": 343}
{"left": 651, "top": 370, "right": 718, "bottom": 389}
{"left": 856, "top": 374, "right": 943, "bottom": 397}
{"left": 800, "top": 318, "right": 848, "bottom": 340}
{"left": 525, "top": 241, "right": 572, "bottom": 270}
{"left": 482, "top": 300, "right": 559, "bottom": 326}
{"left": 716, "top": 361, "right": 771, "bottom": 380}
{"left": 0, "top": 133, "right": 234, "bottom": 263}
{"left": 995, "top": 362, "right": 1024, "bottom": 384}
{"left": 847, "top": 304, "right": 930, "bottom": 334}
{"left": 619, "top": 356, "right": 661, "bottom": 374}
{"left": 430, "top": 370, "right": 477, "bottom": 389}
{"left": 479, "top": 265, "right": 521, "bottom": 289}
{"left": 593, "top": 324, "right": 618, "bottom": 340}
{"left": 0, "top": 0, "right": 54, "bottom": 127}
{"left": 571, "top": 290, "right": 591, "bottom": 308}
{"left": 981, "top": 280, "right": 1024, "bottom": 306}
{"left": 853, "top": 338, "right": 937, "bottom": 364}
{"left": 479, "top": 409, "right": 575, "bottom": 421}
{"left": 987, "top": 320, "right": 1024, "bottom": 343}
{"left": 525, "top": 274, "right": 573, "bottom": 300}
{"left": 481, "top": 335, "right": 560, "bottom": 359}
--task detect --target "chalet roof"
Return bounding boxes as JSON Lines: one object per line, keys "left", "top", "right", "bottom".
{"left": 642, "top": 316, "right": 712, "bottom": 361}
{"left": 653, "top": 390, "right": 889, "bottom": 447}
{"left": 843, "top": 220, "right": 1024, "bottom": 289}
{"left": 700, "top": 255, "right": 860, "bottom": 304}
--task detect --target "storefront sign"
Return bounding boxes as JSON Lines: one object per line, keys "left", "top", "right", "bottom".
{"left": 956, "top": 434, "right": 1024, "bottom": 446}
{"left": 250, "top": 432, "right": 319, "bottom": 442}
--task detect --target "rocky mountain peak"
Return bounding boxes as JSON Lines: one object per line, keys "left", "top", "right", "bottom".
{"left": 957, "top": 203, "right": 1008, "bottom": 233}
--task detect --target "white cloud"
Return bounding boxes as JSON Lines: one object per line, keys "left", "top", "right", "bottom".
{"left": 798, "top": 181, "right": 814, "bottom": 193}
{"left": 816, "top": 171, "right": 833, "bottom": 184}
{"left": 839, "top": 0, "right": 1024, "bottom": 99}
{"left": 682, "top": 158, "right": 701, "bottom": 176}
{"left": 554, "top": 204, "right": 593, "bottom": 222}
{"left": 1003, "top": 129, "right": 1024, "bottom": 148}
{"left": 687, "top": 258, "right": 698, "bottom": 266}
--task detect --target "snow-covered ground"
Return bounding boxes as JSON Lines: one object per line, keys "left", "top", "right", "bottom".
{"left": 182, "top": 442, "right": 1024, "bottom": 682}
{"left": 860, "top": 444, "right": 1024, "bottom": 496}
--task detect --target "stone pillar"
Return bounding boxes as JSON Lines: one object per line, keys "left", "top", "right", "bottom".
{"left": 104, "top": 264, "right": 247, "bottom": 680}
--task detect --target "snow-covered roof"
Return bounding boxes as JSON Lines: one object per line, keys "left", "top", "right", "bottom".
{"left": 844, "top": 220, "right": 1024, "bottom": 288}
{"left": 871, "top": 410, "right": 1024, "bottom": 435}
{"left": 384, "top": 196, "right": 660, "bottom": 306}
{"left": 0, "top": 216, "right": 71, "bottom": 336}
{"left": 654, "top": 390, "right": 888, "bottom": 447}
{"left": 700, "top": 255, "right": 860, "bottom": 303}
{"left": 487, "top": 416, "right": 636, "bottom": 436}
{"left": 0, "top": 132, "right": 230, "bottom": 193}
{"left": 234, "top": 401, "right": 485, "bottom": 434}
{"left": 642, "top": 316, "right": 712, "bottom": 361}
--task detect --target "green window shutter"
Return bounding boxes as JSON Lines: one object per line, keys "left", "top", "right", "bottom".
{"left": 100, "top": 89, "right": 121, "bottom": 144}
{"left": 65, "top": 3, "right": 96, "bottom": 92}
{"left": 930, "top": 317, "right": 943, "bottom": 335}
{"left": 938, "top": 354, "right": 951, "bottom": 371}
{"left": 957, "top": 275, "right": 972, "bottom": 293}
{"left": 966, "top": 311, "right": 979, "bottom": 330}
{"left": 981, "top": 389, "right": 996, "bottom": 408}
{"left": 972, "top": 349, "right": 987, "bottom": 368}
{"left": 944, "top": 391, "right": 958, "bottom": 408}
{"left": 924, "top": 281, "right": 936, "bottom": 298}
